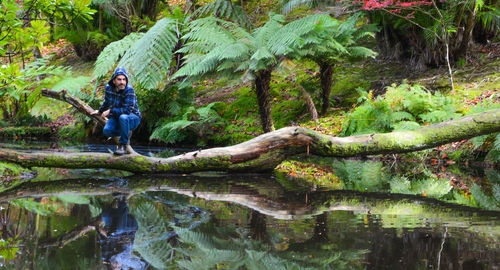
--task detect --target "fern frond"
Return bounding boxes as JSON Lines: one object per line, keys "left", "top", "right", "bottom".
{"left": 193, "top": 0, "right": 252, "bottom": 29}
{"left": 118, "top": 18, "right": 179, "bottom": 89}
{"left": 51, "top": 76, "right": 92, "bottom": 99}
{"left": 281, "top": 0, "right": 315, "bottom": 15}
{"left": 348, "top": 46, "right": 378, "bottom": 59}
{"left": 92, "top": 32, "right": 144, "bottom": 80}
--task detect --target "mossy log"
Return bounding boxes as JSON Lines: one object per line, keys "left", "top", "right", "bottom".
{"left": 0, "top": 126, "right": 53, "bottom": 138}
{"left": 0, "top": 109, "right": 499, "bottom": 173}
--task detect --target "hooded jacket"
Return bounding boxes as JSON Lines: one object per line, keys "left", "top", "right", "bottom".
{"left": 98, "top": 67, "right": 141, "bottom": 119}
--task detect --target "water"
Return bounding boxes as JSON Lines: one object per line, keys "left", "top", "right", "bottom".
{"left": 0, "top": 142, "right": 498, "bottom": 269}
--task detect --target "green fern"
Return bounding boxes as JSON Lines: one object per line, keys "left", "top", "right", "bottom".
{"left": 342, "top": 83, "right": 461, "bottom": 136}
{"left": 150, "top": 103, "right": 222, "bottom": 144}
{"left": 193, "top": 0, "right": 252, "bottom": 30}
{"left": 51, "top": 76, "right": 92, "bottom": 100}
{"left": 280, "top": 0, "right": 316, "bottom": 15}
{"left": 392, "top": 121, "right": 421, "bottom": 131}
{"left": 92, "top": 32, "right": 145, "bottom": 80}
{"left": 118, "top": 18, "right": 179, "bottom": 89}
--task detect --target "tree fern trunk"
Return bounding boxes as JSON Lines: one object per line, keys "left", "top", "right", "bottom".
{"left": 255, "top": 70, "right": 275, "bottom": 133}
{"left": 319, "top": 62, "right": 334, "bottom": 116}
{"left": 455, "top": 0, "right": 477, "bottom": 59}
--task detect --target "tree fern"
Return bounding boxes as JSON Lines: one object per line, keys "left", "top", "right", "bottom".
{"left": 118, "top": 18, "right": 179, "bottom": 89}
{"left": 193, "top": 0, "right": 252, "bottom": 30}
{"left": 92, "top": 32, "right": 145, "bottom": 81}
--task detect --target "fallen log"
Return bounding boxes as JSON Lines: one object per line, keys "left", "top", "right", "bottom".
{"left": 0, "top": 109, "right": 499, "bottom": 173}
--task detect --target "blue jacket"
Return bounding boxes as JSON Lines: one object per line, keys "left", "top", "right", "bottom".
{"left": 98, "top": 67, "right": 141, "bottom": 119}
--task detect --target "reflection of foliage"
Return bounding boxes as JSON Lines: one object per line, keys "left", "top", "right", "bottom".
{"left": 10, "top": 198, "right": 62, "bottom": 216}
{"left": 9, "top": 195, "right": 90, "bottom": 216}
{"left": 0, "top": 235, "right": 20, "bottom": 265}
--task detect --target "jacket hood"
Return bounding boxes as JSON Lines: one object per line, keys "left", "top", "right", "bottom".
{"left": 108, "top": 67, "right": 129, "bottom": 88}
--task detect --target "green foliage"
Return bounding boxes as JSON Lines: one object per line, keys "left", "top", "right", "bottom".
{"left": 332, "top": 159, "right": 390, "bottom": 192}
{"left": 0, "top": 59, "right": 70, "bottom": 123}
{"left": 150, "top": 103, "right": 223, "bottom": 145}
{"left": 0, "top": 0, "right": 50, "bottom": 59}
{"left": 137, "top": 84, "right": 194, "bottom": 132}
{"left": 341, "top": 83, "right": 461, "bottom": 136}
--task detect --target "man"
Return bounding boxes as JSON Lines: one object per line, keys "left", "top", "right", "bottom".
{"left": 91, "top": 67, "right": 141, "bottom": 155}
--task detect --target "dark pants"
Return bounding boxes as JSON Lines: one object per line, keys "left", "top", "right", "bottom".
{"left": 103, "top": 114, "right": 140, "bottom": 145}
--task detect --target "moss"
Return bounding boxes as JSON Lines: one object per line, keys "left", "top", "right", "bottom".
{"left": 275, "top": 159, "right": 342, "bottom": 189}
{"left": 57, "top": 123, "right": 85, "bottom": 140}
{"left": 0, "top": 126, "right": 53, "bottom": 138}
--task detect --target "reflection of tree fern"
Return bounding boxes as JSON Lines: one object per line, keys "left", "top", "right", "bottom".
{"left": 131, "top": 201, "right": 176, "bottom": 269}
{"left": 469, "top": 183, "right": 500, "bottom": 211}
{"left": 176, "top": 223, "right": 365, "bottom": 270}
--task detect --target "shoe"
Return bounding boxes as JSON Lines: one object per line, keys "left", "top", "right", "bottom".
{"left": 114, "top": 144, "right": 128, "bottom": 155}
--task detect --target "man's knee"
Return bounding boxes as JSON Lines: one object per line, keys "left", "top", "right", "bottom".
{"left": 119, "top": 114, "right": 129, "bottom": 123}
{"left": 103, "top": 127, "right": 113, "bottom": 137}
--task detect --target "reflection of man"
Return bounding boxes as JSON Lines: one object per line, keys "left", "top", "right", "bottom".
{"left": 98, "top": 195, "right": 146, "bottom": 269}
{"left": 91, "top": 67, "right": 141, "bottom": 155}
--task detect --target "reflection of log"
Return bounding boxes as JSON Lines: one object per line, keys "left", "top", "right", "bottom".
{"left": 38, "top": 217, "right": 103, "bottom": 248}
{"left": 1, "top": 109, "right": 499, "bottom": 173}
{"left": 2, "top": 176, "right": 498, "bottom": 221}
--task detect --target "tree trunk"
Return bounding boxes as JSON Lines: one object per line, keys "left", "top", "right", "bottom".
{"left": 41, "top": 88, "right": 107, "bottom": 126}
{"left": 255, "top": 69, "right": 275, "bottom": 133}
{"left": 297, "top": 83, "right": 318, "bottom": 122}
{"left": 1, "top": 109, "right": 499, "bottom": 173}
{"left": 455, "top": 0, "right": 477, "bottom": 60}
{"left": 319, "top": 62, "right": 334, "bottom": 116}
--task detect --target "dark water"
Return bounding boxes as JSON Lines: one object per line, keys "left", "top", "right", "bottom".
{"left": 0, "top": 142, "right": 499, "bottom": 269}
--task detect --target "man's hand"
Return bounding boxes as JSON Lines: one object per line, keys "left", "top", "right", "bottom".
{"left": 90, "top": 109, "right": 110, "bottom": 118}
{"left": 101, "top": 109, "right": 110, "bottom": 118}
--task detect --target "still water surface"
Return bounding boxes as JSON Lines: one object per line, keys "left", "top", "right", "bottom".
{"left": 0, "top": 141, "right": 498, "bottom": 269}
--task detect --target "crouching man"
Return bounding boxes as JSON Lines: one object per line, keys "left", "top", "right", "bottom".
{"left": 91, "top": 67, "right": 141, "bottom": 155}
